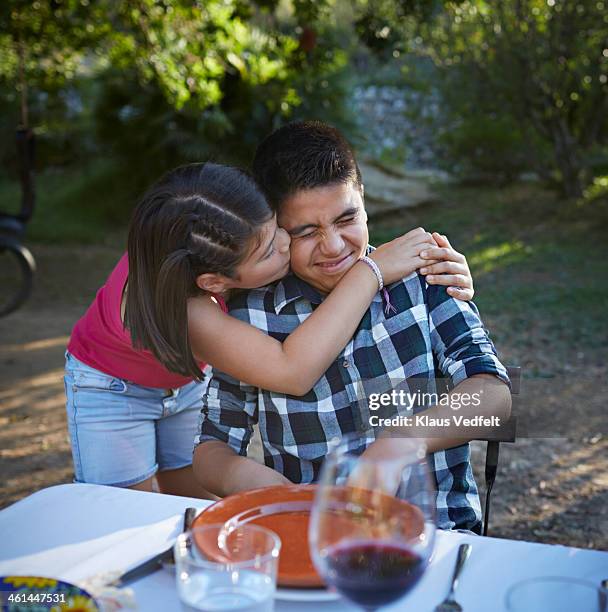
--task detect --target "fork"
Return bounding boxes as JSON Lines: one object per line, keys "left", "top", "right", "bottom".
{"left": 434, "top": 543, "right": 472, "bottom": 612}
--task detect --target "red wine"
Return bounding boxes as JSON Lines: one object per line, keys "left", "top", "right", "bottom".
{"left": 324, "top": 541, "right": 425, "bottom": 609}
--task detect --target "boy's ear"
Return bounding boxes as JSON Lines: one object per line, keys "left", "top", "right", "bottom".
{"left": 196, "top": 272, "right": 231, "bottom": 294}
{"left": 359, "top": 184, "right": 368, "bottom": 222}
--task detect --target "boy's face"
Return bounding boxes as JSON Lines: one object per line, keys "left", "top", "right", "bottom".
{"left": 278, "top": 181, "right": 368, "bottom": 294}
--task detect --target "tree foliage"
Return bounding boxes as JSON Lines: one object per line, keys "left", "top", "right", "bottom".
{"left": 0, "top": 0, "right": 353, "bottom": 188}
{"left": 2, "top": 0, "right": 606, "bottom": 202}
{"left": 356, "top": 0, "right": 608, "bottom": 196}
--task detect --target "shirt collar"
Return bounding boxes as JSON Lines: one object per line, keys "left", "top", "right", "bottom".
{"left": 273, "top": 273, "right": 324, "bottom": 313}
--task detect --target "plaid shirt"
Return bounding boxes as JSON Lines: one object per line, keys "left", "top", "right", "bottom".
{"left": 196, "top": 253, "right": 509, "bottom": 531}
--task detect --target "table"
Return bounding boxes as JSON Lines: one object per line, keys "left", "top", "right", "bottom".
{"left": 0, "top": 484, "right": 606, "bottom": 611}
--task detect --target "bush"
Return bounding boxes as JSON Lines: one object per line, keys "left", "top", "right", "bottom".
{"left": 438, "top": 114, "right": 532, "bottom": 182}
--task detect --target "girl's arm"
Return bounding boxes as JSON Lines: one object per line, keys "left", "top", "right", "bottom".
{"left": 189, "top": 228, "right": 469, "bottom": 395}
{"left": 189, "top": 262, "right": 380, "bottom": 395}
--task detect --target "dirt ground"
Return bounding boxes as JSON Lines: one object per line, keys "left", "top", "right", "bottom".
{"left": 1, "top": 236, "right": 607, "bottom": 551}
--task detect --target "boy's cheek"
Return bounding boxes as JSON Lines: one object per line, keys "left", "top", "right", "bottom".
{"left": 288, "top": 244, "right": 313, "bottom": 276}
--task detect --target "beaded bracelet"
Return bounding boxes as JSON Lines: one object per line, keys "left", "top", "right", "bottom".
{"left": 359, "top": 255, "right": 397, "bottom": 315}
{"left": 359, "top": 255, "right": 384, "bottom": 291}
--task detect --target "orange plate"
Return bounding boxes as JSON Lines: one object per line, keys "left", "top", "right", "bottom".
{"left": 193, "top": 484, "right": 426, "bottom": 589}
{"left": 193, "top": 485, "right": 322, "bottom": 588}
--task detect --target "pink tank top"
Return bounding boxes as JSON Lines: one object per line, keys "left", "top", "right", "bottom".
{"left": 68, "top": 253, "right": 226, "bottom": 388}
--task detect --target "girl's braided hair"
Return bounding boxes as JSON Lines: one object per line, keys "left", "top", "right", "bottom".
{"left": 125, "top": 162, "right": 272, "bottom": 379}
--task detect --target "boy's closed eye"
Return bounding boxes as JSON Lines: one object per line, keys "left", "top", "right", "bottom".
{"left": 292, "top": 213, "right": 358, "bottom": 240}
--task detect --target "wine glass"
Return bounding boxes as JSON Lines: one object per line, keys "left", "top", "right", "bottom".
{"left": 309, "top": 435, "right": 436, "bottom": 611}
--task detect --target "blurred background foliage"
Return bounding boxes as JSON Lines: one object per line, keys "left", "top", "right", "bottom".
{"left": 0, "top": 0, "right": 607, "bottom": 240}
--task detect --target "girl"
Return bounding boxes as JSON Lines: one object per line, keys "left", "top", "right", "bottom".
{"left": 65, "top": 163, "right": 473, "bottom": 498}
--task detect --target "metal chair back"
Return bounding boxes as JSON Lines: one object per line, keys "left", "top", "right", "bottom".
{"left": 477, "top": 365, "right": 521, "bottom": 536}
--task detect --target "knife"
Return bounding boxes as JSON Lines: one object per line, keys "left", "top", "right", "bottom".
{"left": 114, "top": 507, "right": 198, "bottom": 587}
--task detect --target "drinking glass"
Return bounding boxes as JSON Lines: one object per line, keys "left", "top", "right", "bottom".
{"left": 174, "top": 523, "right": 281, "bottom": 612}
{"left": 505, "top": 577, "right": 608, "bottom": 611}
{"left": 309, "top": 435, "right": 436, "bottom": 611}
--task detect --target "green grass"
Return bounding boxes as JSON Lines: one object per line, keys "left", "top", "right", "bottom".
{"left": 0, "top": 159, "right": 134, "bottom": 244}
{"left": 369, "top": 182, "right": 608, "bottom": 366}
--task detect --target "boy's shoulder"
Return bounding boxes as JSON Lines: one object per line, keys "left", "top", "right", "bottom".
{"left": 227, "top": 283, "right": 280, "bottom": 317}
{"left": 385, "top": 271, "right": 427, "bottom": 309}
{"left": 384, "top": 271, "right": 460, "bottom": 314}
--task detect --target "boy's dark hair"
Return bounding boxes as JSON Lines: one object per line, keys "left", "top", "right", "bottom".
{"left": 251, "top": 120, "right": 362, "bottom": 211}
{"left": 125, "top": 162, "right": 272, "bottom": 380}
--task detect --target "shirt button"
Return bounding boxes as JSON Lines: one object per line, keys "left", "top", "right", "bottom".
{"left": 342, "top": 360, "right": 350, "bottom": 368}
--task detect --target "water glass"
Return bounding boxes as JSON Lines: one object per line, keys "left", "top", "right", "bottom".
{"left": 174, "top": 523, "right": 281, "bottom": 612}
{"left": 505, "top": 576, "right": 608, "bottom": 612}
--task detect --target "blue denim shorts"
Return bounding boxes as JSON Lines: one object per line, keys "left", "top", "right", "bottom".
{"left": 64, "top": 352, "right": 208, "bottom": 487}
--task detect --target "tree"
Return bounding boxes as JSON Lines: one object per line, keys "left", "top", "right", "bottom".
{"left": 0, "top": 1, "right": 111, "bottom": 124}
{"left": 0, "top": 0, "right": 352, "bottom": 178}
{"left": 357, "top": 0, "right": 608, "bottom": 197}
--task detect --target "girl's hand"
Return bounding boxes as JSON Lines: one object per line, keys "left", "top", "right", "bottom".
{"left": 419, "top": 232, "right": 474, "bottom": 301}
{"left": 369, "top": 227, "right": 438, "bottom": 286}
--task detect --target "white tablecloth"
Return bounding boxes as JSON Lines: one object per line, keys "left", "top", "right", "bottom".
{"left": 0, "top": 484, "right": 606, "bottom": 611}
